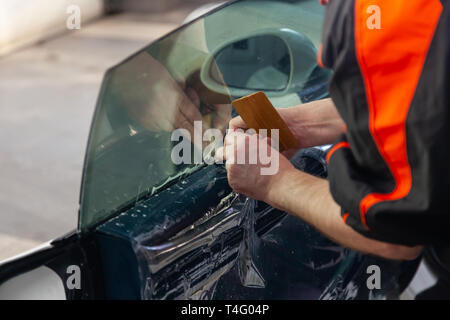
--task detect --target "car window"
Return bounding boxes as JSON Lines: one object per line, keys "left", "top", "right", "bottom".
{"left": 79, "top": 0, "right": 329, "bottom": 231}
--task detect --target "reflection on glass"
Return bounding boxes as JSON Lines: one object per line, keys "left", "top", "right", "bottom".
{"left": 80, "top": 25, "right": 233, "bottom": 229}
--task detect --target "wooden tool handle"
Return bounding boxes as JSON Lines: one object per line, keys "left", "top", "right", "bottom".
{"left": 232, "top": 92, "right": 300, "bottom": 152}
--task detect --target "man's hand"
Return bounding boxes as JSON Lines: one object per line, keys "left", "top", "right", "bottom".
{"left": 215, "top": 129, "right": 294, "bottom": 201}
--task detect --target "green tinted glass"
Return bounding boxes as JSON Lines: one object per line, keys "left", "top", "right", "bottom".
{"left": 79, "top": 0, "right": 328, "bottom": 230}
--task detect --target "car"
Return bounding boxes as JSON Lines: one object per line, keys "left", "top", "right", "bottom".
{"left": 0, "top": 0, "right": 420, "bottom": 300}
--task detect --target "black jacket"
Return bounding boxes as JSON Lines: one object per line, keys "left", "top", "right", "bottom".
{"left": 320, "top": 0, "right": 450, "bottom": 246}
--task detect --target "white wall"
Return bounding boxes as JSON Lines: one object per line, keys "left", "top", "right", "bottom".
{"left": 0, "top": 0, "right": 104, "bottom": 57}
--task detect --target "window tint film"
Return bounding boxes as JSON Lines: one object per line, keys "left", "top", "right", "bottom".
{"left": 79, "top": 0, "right": 329, "bottom": 230}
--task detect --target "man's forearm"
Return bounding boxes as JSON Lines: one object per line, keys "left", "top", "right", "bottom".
{"left": 265, "top": 167, "right": 422, "bottom": 261}
{"left": 288, "top": 98, "right": 346, "bottom": 148}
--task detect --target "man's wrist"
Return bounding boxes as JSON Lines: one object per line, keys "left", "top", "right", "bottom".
{"left": 288, "top": 98, "right": 345, "bottom": 149}
{"left": 264, "top": 165, "right": 298, "bottom": 208}
{"left": 287, "top": 107, "right": 308, "bottom": 149}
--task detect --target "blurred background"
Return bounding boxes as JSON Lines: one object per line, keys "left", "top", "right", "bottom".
{"left": 0, "top": 0, "right": 221, "bottom": 261}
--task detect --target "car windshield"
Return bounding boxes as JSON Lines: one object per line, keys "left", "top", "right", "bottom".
{"left": 79, "top": 0, "right": 329, "bottom": 230}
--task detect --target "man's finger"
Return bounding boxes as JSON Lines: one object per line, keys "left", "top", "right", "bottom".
{"left": 229, "top": 116, "right": 248, "bottom": 130}
{"left": 224, "top": 129, "right": 245, "bottom": 147}
{"left": 215, "top": 144, "right": 237, "bottom": 164}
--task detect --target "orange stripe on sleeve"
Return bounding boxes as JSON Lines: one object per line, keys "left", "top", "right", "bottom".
{"left": 326, "top": 142, "right": 350, "bottom": 164}
{"left": 342, "top": 213, "right": 350, "bottom": 224}
{"left": 354, "top": 0, "right": 443, "bottom": 230}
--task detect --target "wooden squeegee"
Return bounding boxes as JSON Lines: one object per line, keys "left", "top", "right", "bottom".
{"left": 232, "top": 92, "right": 300, "bottom": 152}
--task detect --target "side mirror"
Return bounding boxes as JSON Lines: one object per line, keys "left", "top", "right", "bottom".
{"left": 201, "top": 28, "right": 318, "bottom": 99}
